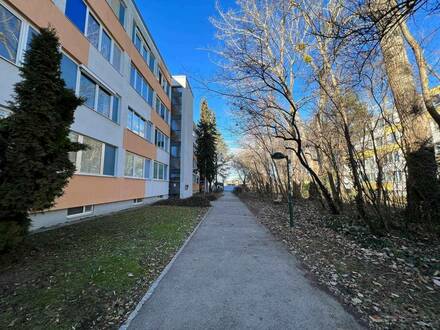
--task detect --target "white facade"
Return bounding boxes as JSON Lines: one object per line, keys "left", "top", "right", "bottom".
{"left": 170, "top": 76, "right": 194, "bottom": 199}
{"left": 0, "top": 0, "right": 177, "bottom": 230}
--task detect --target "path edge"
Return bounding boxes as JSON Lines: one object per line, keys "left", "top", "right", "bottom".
{"left": 119, "top": 206, "right": 212, "bottom": 330}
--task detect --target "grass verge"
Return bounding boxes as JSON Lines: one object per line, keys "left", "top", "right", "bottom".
{"left": 0, "top": 205, "right": 207, "bottom": 329}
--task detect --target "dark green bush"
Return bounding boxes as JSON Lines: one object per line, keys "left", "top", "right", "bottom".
{"left": 233, "top": 186, "right": 243, "bottom": 194}
{"left": 0, "top": 221, "right": 27, "bottom": 252}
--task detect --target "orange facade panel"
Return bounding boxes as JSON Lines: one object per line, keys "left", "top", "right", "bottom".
{"left": 151, "top": 110, "right": 171, "bottom": 137}
{"left": 7, "top": 0, "right": 89, "bottom": 64}
{"left": 86, "top": 0, "right": 172, "bottom": 110}
{"left": 53, "top": 175, "right": 145, "bottom": 210}
{"left": 123, "top": 129, "right": 156, "bottom": 159}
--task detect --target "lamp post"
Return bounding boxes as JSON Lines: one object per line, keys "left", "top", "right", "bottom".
{"left": 271, "top": 152, "right": 294, "bottom": 228}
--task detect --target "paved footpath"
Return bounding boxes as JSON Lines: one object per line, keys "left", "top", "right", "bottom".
{"left": 128, "top": 192, "right": 362, "bottom": 330}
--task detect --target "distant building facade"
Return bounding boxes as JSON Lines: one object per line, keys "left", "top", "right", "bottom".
{"left": 169, "top": 75, "right": 194, "bottom": 198}
{"left": 0, "top": 0, "right": 194, "bottom": 229}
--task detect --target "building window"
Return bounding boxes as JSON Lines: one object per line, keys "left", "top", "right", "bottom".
{"left": 112, "top": 95, "right": 120, "bottom": 123}
{"left": 25, "top": 27, "right": 38, "bottom": 51}
{"left": 81, "top": 136, "right": 103, "bottom": 174}
{"left": 155, "top": 129, "right": 169, "bottom": 151}
{"left": 146, "top": 121, "right": 153, "bottom": 143}
{"left": 153, "top": 161, "right": 168, "bottom": 180}
{"left": 127, "top": 108, "right": 148, "bottom": 139}
{"left": 61, "top": 54, "right": 78, "bottom": 91}
{"left": 130, "top": 63, "right": 154, "bottom": 106}
{"left": 118, "top": 0, "right": 126, "bottom": 26}
{"left": 124, "top": 152, "right": 150, "bottom": 179}
{"left": 67, "top": 205, "right": 93, "bottom": 217}
{"left": 86, "top": 14, "right": 100, "bottom": 49}
{"left": 100, "top": 29, "right": 112, "bottom": 61}
{"left": 112, "top": 43, "right": 122, "bottom": 72}
{"left": 144, "top": 158, "right": 151, "bottom": 178}
{"left": 0, "top": 3, "right": 22, "bottom": 63}
{"left": 69, "top": 133, "right": 116, "bottom": 176}
{"left": 65, "top": 0, "right": 87, "bottom": 33}
{"left": 79, "top": 72, "right": 119, "bottom": 123}
{"left": 133, "top": 198, "right": 143, "bottom": 204}
{"left": 149, "top": 53, "right": 155, "bottom": 74}
{"left": 97, "top": 88, "right": 111, "bottom": 117}
{"left": 79, "top": 74, "right": 96, "bottom": 109}
{"left": 103, "top": 144, "right": 116, "bottom": 176}
{"left": 155, "top": 97, "right": 170, "bottom": 123}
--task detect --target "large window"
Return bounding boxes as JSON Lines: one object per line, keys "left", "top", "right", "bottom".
{"left": 155, "top": 97, "right": 170, "bottom": 123}
{"left": 124, "top": 152, "right": 150, "bottom": 179}
{"left": 61, "top": 54, "right": 78, "bottom": 91}
{"left": 69, "top": 133, "right": 116, "bottom": 176}
{"left": 130, "top": 63, "right": 154, "bottom": 106}
{"left": 69, "top": 3, "right": 122, "bottom": 72}
{"left": 155, "top": 129, "right": 169, "bottom": 151}
{"left": 81, "top": 136, "right": 102, "bottom": 174}
{"left": 153, "top": 161, "right": 168, "bottom": 180}
{"left": 127, "top": 108, "right": 154, "bottom": 143}
{"left": 132, "top": 26, "right": 156, "bottom": 75}
{"left": 65, "top": 0, "right": 87, "bottom": 33}
{"left": 0, "top": 3, "right": 21, "bottom": 63}
{"left": 79, "top": 72, "right": 119, "bottom": 123}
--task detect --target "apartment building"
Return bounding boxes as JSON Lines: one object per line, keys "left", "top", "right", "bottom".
{"left": 357, "top": 90, "right": 440, "bottom": 196}
{"left": 0, "top": 0, "right": 180, "bottom": 229}
{"left": 169, "top": 75, "right": 194, "bottom": 199}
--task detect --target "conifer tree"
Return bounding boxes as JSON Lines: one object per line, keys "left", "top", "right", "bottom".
{"left": 0, "top": 28, "right": 83, "bottom": 250}
{"left": 195, "top": 100, "right": 218, "bottom": 192}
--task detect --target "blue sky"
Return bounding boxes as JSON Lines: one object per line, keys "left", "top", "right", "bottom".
{"left": 134, "top": 1, "right": 440, "bottom": 152}
{"left": 135, "top": 0, "right": 238, "bottom": 148}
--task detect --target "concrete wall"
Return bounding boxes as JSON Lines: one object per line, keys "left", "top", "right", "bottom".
{"left": 30, "top": 195, "right": 166, "bottom": 231}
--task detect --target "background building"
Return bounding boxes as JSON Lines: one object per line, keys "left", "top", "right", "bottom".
{"left": 0, "top": 0, "right": 194, "bottom": 229}
{"left": 169, "top": 75, "right": 194, "bottom": 199}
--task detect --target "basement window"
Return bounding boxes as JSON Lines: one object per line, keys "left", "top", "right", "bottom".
{"left": 67, "top": 205, "right": 94, "bottom": 217}
{"left": 133, "top": 198, "right": 143, "bottom": 204}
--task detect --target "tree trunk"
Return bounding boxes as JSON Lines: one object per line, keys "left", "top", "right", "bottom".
{"left": 373, "top": 0, "right": 440, "bottom": 224}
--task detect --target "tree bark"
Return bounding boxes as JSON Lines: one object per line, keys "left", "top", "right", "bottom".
{"left": 372, "top": 0, "right": 440, "bottom": 224}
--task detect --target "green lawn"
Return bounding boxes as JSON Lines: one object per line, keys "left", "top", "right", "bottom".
{"left": 0, "top": 205, "right": 206, "bottom": 329}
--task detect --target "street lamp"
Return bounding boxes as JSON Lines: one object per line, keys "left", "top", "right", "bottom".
{"left": 271, "top": 152, "right": 294, "bottom": 228}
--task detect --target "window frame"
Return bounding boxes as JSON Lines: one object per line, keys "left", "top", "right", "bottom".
{"left": 0, "top": 2, "right": 40, "bottom": 66}
{"left": 79, "top": 71, "right": 120, "bottom": 123}
{"left": 124, "top": 151, "right": 151, "bottom": 179}
{"left": 67, "top": 204, "right": 94, "bottom": 218}
{"left": 70, "top": 133, "right": 117, "bottom": 177}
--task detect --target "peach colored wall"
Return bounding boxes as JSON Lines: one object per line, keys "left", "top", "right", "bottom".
{"left": 151, "top": 110, "right": 171, "bottom": 137}
{"left": 123, "top": 129, "right": 156, "bottom": 159}
{"left": 53, "top": 175, "right": 145, "bottom": 210}
{"left": 86, "top": 0, "right": 172, "bottom": 110}
{"left": 193, "top": 183, "right": 199, "bottom": 193}
{"left": 7, "top": 0, "right": 89, "bottom": 64}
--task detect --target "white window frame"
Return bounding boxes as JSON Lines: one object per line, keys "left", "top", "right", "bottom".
{"left": 67, "top": 204, "right": 94, "bottom": 218}
{"left": 124, "top": 151, "right": 149, "bottom": 179}
{"left": 0, "top": 2, "right": 40, "bottom": 66}
{"left": 78, "top": 69, "right": 119, "bottom": 124}
{"left": 71, "top": 133, "right": 116, "bottom": 177}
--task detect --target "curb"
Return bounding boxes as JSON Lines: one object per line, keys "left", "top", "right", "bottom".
{"left": 119, "top": 206, "right": 212, "bottom": 330}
